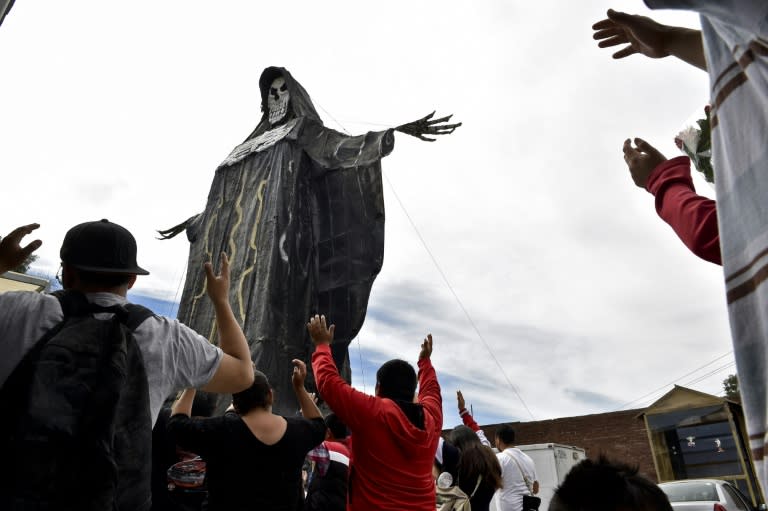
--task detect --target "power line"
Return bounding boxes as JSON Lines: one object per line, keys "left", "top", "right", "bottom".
{"left": 615, "top": 351, "right": 734, "bottom": 410}
{"left": 683, "top": 361, "right": 735, "bottom": 387}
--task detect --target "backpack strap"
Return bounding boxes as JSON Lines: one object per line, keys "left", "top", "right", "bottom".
{"left": 504, "top": 450, "right": 534, "bottom": 495}
{"left": 124, "top": 303, "right": 156, "bottom": 330}
{"left": 1, "top": 292, "right": 156, "bottom": 397}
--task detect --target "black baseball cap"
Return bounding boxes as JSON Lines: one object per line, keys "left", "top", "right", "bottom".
{"left": 60, "top": 219, "right": 150, "bottom": 275}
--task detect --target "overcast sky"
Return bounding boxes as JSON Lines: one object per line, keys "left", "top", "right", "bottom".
{"left": 1, "top": 1, "right": 731, "bottom": 429}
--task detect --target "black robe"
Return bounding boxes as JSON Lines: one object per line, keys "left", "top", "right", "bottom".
{"left": 177, "top": 67, "right": 393, "bottom": 414}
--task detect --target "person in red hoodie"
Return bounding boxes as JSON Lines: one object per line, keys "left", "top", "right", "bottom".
{"left": 621, "top": 138, "right": 721, "bottom": 265}
{"left": 308, "top": 314, "right": 443, "bottom": 511}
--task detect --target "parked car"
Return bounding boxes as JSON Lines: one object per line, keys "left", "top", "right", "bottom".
{"left": 658, "top": 479, "right": 759, "bottom": 511}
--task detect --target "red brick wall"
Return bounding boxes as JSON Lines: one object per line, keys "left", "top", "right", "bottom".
{"left": 449, "top": 409, "right": 659, "bottom": 481}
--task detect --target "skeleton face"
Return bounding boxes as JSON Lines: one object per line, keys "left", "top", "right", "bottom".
{"left": 267, "top": 76, "right": 289, "bottom": 125}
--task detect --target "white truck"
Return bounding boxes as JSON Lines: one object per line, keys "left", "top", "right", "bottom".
{"left": 493, "top": 443, "right": 586, "bottom": 511}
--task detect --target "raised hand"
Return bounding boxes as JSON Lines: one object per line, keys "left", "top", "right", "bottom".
{"left": 0, "top": 223, "right": 42, "bottom": 274}
{"left": 396, "top": 112, "right": 462, "bottom": 142}
{"left": 622, "top": 138, "right": 667, "bottom": 188}
{"left": 307, "top": 314, "right": 335, "bottom": 346}
{"left": 592, "top": 9, "right": 670, "bottom": 59}
{"left": 593, "top": 9, "right": 705, "bottom": 70}
{"left": 292, "top": 359, "right": 307, "bottom": 388}
{"left": 205, "top": 252, "right": 231, "bottom": 305}
{"left": 419, "top": 333, "right": 433, "bottom": 360}
{"left": 457, "top": 390, "right": 465, "bottom": 411}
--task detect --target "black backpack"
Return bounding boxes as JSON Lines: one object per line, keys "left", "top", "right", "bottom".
{"left": 0, "top": 290, "right": 156, "bottom": 511}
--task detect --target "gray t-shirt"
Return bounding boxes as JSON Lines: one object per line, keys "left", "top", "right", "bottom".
{"left": 0, "top": 291, "right": 223, "bottom": 425}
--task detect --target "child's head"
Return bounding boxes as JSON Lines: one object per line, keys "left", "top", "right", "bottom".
{"left": 325, "top": 413, "right": 349, "bottom": 440}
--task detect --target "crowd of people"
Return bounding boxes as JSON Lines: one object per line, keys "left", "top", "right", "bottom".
{"left": 1, "top": 2, "right": 767, "bottom": 510}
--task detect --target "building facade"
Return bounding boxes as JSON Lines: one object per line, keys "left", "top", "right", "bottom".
{"left": 471, "top": 386, "right": 762, "bottom": 505}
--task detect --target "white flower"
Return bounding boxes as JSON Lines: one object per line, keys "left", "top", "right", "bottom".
{"left": 676, "top": 126, "right": 701, "bottom": 154}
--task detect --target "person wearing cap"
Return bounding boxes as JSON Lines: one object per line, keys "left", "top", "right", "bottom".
{"left": 0, "top": 220, "right": 254, "bottom": 425}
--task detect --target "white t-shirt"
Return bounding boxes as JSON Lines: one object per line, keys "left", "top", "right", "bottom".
{"left": 0, "top": 291, "right": 223, "bottom": 425}
{"left": 494, "top": 448, "right": 537, "bottom": 511}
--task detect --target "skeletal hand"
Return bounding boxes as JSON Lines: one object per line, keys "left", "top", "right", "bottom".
{"left": 396, "top": 111, "right": 462, "bottom": 142}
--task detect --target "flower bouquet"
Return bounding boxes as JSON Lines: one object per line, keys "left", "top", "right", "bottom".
{"left": 675, "top": 105, "right": 714, "bottom": 183}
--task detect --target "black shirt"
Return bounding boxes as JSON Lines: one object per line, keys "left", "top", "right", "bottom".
{"left": 168, "top": 412, "right": 326, "bottom": 511}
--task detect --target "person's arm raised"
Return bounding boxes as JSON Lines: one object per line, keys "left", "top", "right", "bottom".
{"left": 292, "top": 359, "right": 323, "bottom": 420}
{"left": 457, "top": 389, "right": 491, "bottom": 446}
{"left": 417, "top": 334, "right": 443, "bottom": 435}
{"left": 593, "top": 9, "right": 706, "bottom": 71}
{"left": 309, "top": 314, "right": 377, "bottom": 429}
{"left": 622, "top": 137, "right": 667, "bottom": 189}
{"left": 200, "top": 253, "right": 254, "bottom": 393}
{"left": 621, "top": 138, "right": 721, "bottom": 264}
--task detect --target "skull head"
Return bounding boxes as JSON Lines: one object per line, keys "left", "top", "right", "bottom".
{"left": 267, "top": 76, "right": 290, "bottom": 125}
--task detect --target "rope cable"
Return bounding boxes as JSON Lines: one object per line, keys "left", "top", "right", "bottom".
{"left": 167, "top": 258, "right": 188, "bottom": 318}
{"left": 382, "top": 172, "right": 536, "bottom": 420}
{"left": 314, "top": 101, "right": 351, "bottom": 135}
{"left": 316, "top": 102, "right": 535, "bottom": 418}
{"left": 356, "top": 335, "right": 367, "bottom": 394}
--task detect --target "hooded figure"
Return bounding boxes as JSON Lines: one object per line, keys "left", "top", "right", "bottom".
{"left": 161, "top": 66, "right": 459, "bottom": 415}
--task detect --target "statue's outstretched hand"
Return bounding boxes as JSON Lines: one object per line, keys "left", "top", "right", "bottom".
{"left": 396, "top": 111, "right": 462, "bottom": 142}
{"left": 157, "top": 214, "right": 201, "bottom": 240}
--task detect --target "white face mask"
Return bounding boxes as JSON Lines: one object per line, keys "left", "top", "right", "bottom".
{"left": 267, "top": 76, "right": 289, "bottom": 125}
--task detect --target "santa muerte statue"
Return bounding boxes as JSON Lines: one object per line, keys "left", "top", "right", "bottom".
{"left": 160, "top": 66, "right": 459, "bottom": 415}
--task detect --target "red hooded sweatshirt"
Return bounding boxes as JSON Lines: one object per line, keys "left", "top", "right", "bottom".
{"left": 312, "top": 344, "right": 442, "bottom": 511}
{"left": 646, "top": 156, "right": 721, "bottom": 265}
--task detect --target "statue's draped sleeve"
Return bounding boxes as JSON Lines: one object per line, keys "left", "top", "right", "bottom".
{"left": 301, "top": 120, "right": 395, "bottom": 172}
{"left": 300, "top": 120, "right": 395, "bottom": 363}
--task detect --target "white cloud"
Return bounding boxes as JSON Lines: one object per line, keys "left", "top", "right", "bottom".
{"left": 2, "top": 1, "right": 733, "bottom": 428}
